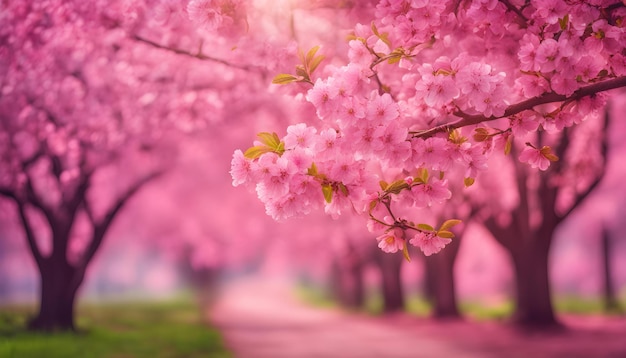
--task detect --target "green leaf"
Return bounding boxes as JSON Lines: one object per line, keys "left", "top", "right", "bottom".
{"left": 370, "top": 21, "right": 391, "bottom": 48}
{"left": 371, "top": 21, "right": 380, "bottom": 37}
{"left": 504, "top": 135, "right": 512, "bottom": 155}
{"left": 387, "top": 52, "right": 403, "bottom": 64}
{"left": 244, "top": 145, "right": 271, "bottom": 159}
{"left": 386, "top": 179, "right": 409, "bottom": 194}
{"left": 257, "top": 132, "right": 281, "bottom": 149}
{"left": 464, "top": 177, "right": 475, "bottom": 187}
{"left": 369, "top": 200, "right": 378, "bottom": 211}
{"left": 417, "top": 168, "right": 429, "bottom": 184}
{"left": 473, "top": 128, "right": 490, "bottom": 142}
{"left": 402, "top": 243, "right": 411, "bottom": 262}
{"left": 296, "top": 47, "right": 305, "bottom": 65}
{"left": 437, "top": 230, "right": 455, "bottom": 239}
{"left": 295, "top": 65, "right": 308, "bottom": 79}
{"left": 322, "top": 184, "right": 333, "bottom": 203}
{"left": 272, "top": 74, "right": 298, "bottom": 85}
{"left": 338, "top": 183, "right": 349, "bottom": 196}
{"left": 540, "top": 146, "right": 559, "bottom": 162}
{"left": 558, "top": 14, "right": 569, "bottom": 30}
{"left": 449, "top": 129, "right": 467, "bottom": 144}
{"left": 439, "top": 219, "right": 462, "bottom": 231}
{"left": 307, "top": 162, "right": 318, "bottom": 176}
{"left": 276, "top": 141, "right": 285, "bottom": 155}
{"left": 305, "top": 46, "right": 320, "bottom": 66}
{"left": 309, "top": 55, "right": 325, "bottom": 74}
{"left": 379, "top": 180, "right": 389, "bottom": 191}
{"left": 417, "top": 223, "right": 434, "bottom": 232}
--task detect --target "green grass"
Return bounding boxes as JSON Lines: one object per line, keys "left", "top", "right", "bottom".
{"left": 554, "top": 295, "right": 626, "bottom": 315}
{"left": 0, "top": 299, "right": 231, "bottom": 358}
{"left": 293, "top": 285, "right": 338, "bottom": 309}
{"left": 295, "top": 283, "right": 626, "bottom": 320}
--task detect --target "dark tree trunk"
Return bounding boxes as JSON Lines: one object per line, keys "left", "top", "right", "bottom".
{"left": 189, "top": 267, "right": 222, "bottom": 309}
{"left": 601, "top": 229, "right": 620, "bottom": 313}
{"left": 329, "top": 255, "right": 365, "bottom": 309}
{"left": 507, "top": 235, "right": 559, "bottom": 328}
{"left": 424, "top": 235, "right": 462, "bottom": 319}
{"left": 375, "top": 250, "right": 404, "bottom": 313}
{"left": 28, "top": 256, "right": 85, "bottom": 331}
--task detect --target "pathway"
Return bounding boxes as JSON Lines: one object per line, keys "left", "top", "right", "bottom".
{"left": 208, "top": 279, "right": 487, "bottom": 358}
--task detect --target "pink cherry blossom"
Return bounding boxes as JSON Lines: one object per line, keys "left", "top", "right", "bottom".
{"left": 230, "top": 149, "right": 255, "bottom": 186}
{"left": 376, "top": 227, "right": 405, "bottom": 253}
{"left": 409, "top": 231, "right": 451, "bottom": 256}
{"left": 518, "top": 146, "right": 551, "bottom": 171}
{"left": 306, "top": 79, "right": 340, "bottom": 120}
{"left": 283, "top": 123, "right": 317, "bottom": 150}
{"left": 408, "top": 178, "right": 452, "bottom": 208}
{"left": 366, "top": 92, "right": 399, "bottom": 123}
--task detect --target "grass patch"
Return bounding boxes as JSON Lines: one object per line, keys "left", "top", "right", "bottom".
{"left": 460, "top": 300, "right": 514, "bottom": 320}
{"left": 555, "top": 295, "right": 626, "bottom": 315}
{"left": 295, "top": 283, "right": 626, "bottom": 321}
{"left": 404, "top": 296, "right": 432, "bottom": 317}
{"left": 0, "top": 299, "right": 231, "bottom": 358}
{"left": 293, "top": 285, "right": 337, "bottom": 309}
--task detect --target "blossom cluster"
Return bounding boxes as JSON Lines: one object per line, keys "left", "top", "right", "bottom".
{"left": 229, "top": 0, "right": 626, "bottom": 257}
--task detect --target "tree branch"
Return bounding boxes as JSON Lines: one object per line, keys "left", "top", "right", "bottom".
{"left": 510, "top": 145, "right": 531, "bottom": 241}
{"left": 16, "top": 201, "right": 45, "bottom": 269}
{"left": 0, "top": 188, "right": 45, "bottom": 269}
{"left": 415, "top": 76, "right": 626, "bottom": 138}
{"left": 484, "top": 216, "right": 514, "bottom": 248}
{"left": 499, "top": 0, "right": 528, "bottom": 24}
{"left": 131, "top": 34, "right": 257, "bottom": 72}
{"left": 77, "top": 170, "right": 165, "bottom": 269}
{"left": 558, "top": 105, "right": 611, "bottom": 221}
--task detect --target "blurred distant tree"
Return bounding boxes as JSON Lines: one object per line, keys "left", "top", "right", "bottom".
{"left": 373, "top": 248, "right": 405, "bottom": 312}
{"left": 0, "top": 0, "right": 274, "bottom": 330}
{"left": 601, "top": 227, "right": 621, "bottom": 313}
{"left": 424, "top": 234, "right": 462, "bottom": 319}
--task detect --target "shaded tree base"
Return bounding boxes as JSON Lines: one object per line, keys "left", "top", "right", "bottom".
{"left": 431, "top": 311, "right": 463, "bottom": 321}
{"left": 27, "top": 316, "right": 76, "bottom": 332}
{"left": 509, "top": 314, "right": 565, "bottom": 333}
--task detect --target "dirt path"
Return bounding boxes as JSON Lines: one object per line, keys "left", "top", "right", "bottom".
{"left": 208, "top": 278, "right": 626, "bottom": 358}
{"left": 208, "top": 279, "right": 486, "bottom": 358}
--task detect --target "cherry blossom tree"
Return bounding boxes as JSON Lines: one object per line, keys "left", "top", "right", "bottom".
{"left": 0, "top": 1, "right": 178, "bottom": 330}
{"left": 0, "top": 0, "right": 291, "bottom": 330}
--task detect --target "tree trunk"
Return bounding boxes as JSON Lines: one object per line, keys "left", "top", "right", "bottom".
{"left": 190, "top": 267, "right": 222, "bottom": 309}
{"left": 376, "top": 250, "right": 404, "bottom": 313}
{"left": 329, "top": 256, "right": 365, "bottom": 309}
{"left": 28, "top": 257, "right": 84, "bottom": 331}
{"left": 601, "top": 229, "right": 620, "bottom": 313}
{"left": 508, "top": 239, "right": 559, "bottom": 328}
{"left": 424, "top": 235, "right": 461, "bottom": 319}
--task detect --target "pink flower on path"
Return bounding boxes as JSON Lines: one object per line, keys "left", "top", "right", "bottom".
{"left": 376, "top": 227, "right": 405, "bottom": 253}
{"left": 519, "top": 146, "right": 558, "bottom": 171}
{"left": 409, "top": 231, "right": 451, "bottom": 256}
